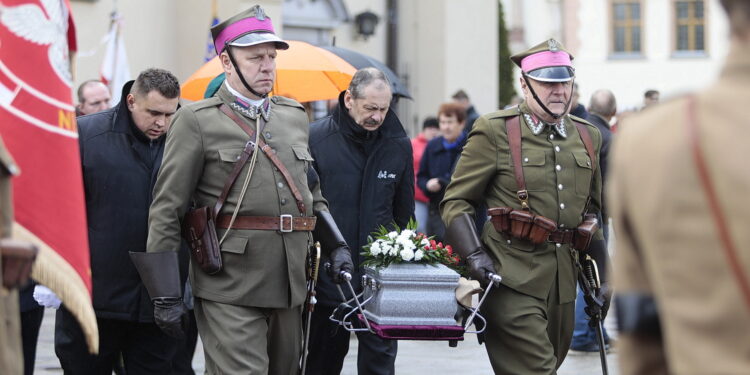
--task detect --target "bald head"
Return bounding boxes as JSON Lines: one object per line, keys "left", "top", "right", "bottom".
{"left": 588, "top": 89, "right": 617, "bottom": 120}
{"left": 77, "top": 80, "right": 111, "bottom": 115}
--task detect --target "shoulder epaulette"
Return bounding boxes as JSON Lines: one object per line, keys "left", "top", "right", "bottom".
{"left": 486, "top": 105, "right": 521, "bottom": 120}
{"left": 568, "top": 114, "right": 595, "bottom": 127}
{"left": 271, "top": 96, "right": 305, "bottom": 111}
{"left": 187, "top": 96, "right": 223, "bottom": 111}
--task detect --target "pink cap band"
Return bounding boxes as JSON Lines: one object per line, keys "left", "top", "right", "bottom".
{"left": 214, "top": 17, "right": 275, "bottom": 52}
{"left": 520, "top": 51, "right": 572, "bottom": 73}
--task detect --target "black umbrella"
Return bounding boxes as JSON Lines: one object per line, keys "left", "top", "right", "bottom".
{"left": 321, "top": 46, "right": 411, "bottom": 99}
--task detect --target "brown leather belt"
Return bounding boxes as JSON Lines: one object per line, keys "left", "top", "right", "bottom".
{"left": 548, "top": 230, "right": 575, "bottom": 244}
{"left": 216, "top": 214, "right": 317, "bottom": 232}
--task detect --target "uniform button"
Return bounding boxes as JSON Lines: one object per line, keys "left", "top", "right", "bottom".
{"left": 555, "top": 165, "right": 562, "bottom": 171}
{"left": 556, "top": 243, "right": 562, "bottom": 248}
{"left": 506, "top": 240, "right": 511, "bottom": 244}
{"left": 280, "top": 198, "right": 287, "bottom": 205}
{"left": 549, "top": 134, "right": 555, "bottom": 140}
{"left": 277, "top": 182, "right": 284, "bottom": 188}
{"left": 558, "top": 184, "right": 563, "bottom": 190}
{"left": 560, "top": 203, "right": 566, "bottom": 210}
{"left": 587, "top": 161, "right": 591, "bottom": 166}
{"left": 560, "top": 223, "right": 565, "bottom": 228}
{"left": 524, "top": 157, "right": 529, "bottom": 163}
{"left": 265, "top": 132, "right": 272, "bottom": 139}
{"left": 554, "top": 145, "right": 560, "bottom": 152}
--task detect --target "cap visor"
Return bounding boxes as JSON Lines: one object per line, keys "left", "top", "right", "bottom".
{"left": 525, "top": 66, "right": 574, "bottom": 82}
{"left": 228, "top": 32, "right": 289, "bottom": 50}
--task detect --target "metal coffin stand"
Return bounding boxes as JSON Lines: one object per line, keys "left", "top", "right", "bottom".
{"left": 329, "top": 263, "right": 501, "bottom": 343}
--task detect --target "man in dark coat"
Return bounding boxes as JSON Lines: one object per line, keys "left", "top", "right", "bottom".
{"left": 452, "top": 89, "right": 480, "bottom": 134}
{"left": 306, "top": 68, "right": 414, "bottom": 375}
{"left": 54, "top": 68, "right": 183, "bottom": 374}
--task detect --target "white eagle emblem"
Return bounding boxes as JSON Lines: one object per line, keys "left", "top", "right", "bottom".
{"left": 0, "top": 0, "right": 72, "bottom": 86}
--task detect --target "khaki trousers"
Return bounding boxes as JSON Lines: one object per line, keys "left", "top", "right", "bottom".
{"left": 194, "top": 298, "right": 302, "bottom": 375}
{"left": 482, "top": 275, "right": 574, "bottom": 375}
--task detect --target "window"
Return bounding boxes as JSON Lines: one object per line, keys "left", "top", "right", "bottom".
{"left": 612, "top": 0, "right": 642, "bottom": 54}
{"left": 675, "top": 0, "right": 705, "bottom": 52}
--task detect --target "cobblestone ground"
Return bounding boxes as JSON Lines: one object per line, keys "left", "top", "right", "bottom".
{"left": 33, "top": 308, "right": 618, "bottom": 374}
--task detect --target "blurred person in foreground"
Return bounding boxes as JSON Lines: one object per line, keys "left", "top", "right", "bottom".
{"left": 441, "top": 38, "right": 609, "bottom": 374}
{"left": 611, "top": 1, "right": 750, "bottom": 374}
{"left": 138, "top": 5, "right": 352, "bottom": 374}
{"left": 411, "top": 117, "right": 440, "bottom": 234}
{"left": 306, "top": 67, "right": 413, "bottom": 375}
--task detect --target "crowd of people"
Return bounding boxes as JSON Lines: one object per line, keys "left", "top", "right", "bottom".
{"left": 2, "top": 0, "right": 749, "bottom": 374}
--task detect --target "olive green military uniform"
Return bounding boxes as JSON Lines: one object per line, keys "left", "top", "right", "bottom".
{"left": 441, "top": 102, "right": 603, "bottom": 374}
{"left": 611, "top": 44, "right": 750, "bottom": 375}
{"left": 0, "top": 137, "right": 23, "bottom": 375}
{"left": 147, "top": 84, "right": 327, "bottom": 374}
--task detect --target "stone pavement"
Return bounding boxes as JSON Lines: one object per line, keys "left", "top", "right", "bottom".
{"left": 33, "top": 308, "right": 618, "bottom": 374}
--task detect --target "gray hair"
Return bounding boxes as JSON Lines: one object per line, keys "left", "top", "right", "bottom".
{"left": 348, "top": 67, "right": 392, "bottom": 99}
{"left": 131, "top": 68, "right": 180, "bottom": 99}
{"left": 588, "top": 89, "right": 617, "bottom": 117}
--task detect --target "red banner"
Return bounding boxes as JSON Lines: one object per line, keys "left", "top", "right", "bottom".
{"left": 0, "top": 0, "right": 91, "bottom": 292}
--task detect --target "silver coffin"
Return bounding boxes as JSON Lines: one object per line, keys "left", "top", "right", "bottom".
{"left": 362, "top": 263, "right": 460, "bottom": 326}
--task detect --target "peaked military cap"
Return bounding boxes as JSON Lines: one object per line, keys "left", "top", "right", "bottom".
{"left": 510, "top": 38, "right": 575, "bottom": 82}
{"left": 211, "top": 5, "right": 289, "bottom": 54}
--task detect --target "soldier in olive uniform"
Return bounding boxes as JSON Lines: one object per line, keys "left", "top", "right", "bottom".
{"left": 441, "top": 39, "right": 610, "bottom": 374}
{"left": 0, "top": 136, "right": 24, "bottom": 375}
{"left": 133, "top": 6, "right": 353, "bottom": 375}
{"left": 611, "top": 1, "right": 750, "bottom": 373}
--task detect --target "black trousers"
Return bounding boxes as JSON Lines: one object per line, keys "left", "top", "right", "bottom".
{"left": 55, "top": 307, "right": 179, "bottom": 375}
{"left": 170, "top": 309, "right": 198, "bottom": 375}
{"left": 304, "top": 304, "right": 397, "bottom": 375}
{"left": 21, "top": 306, "right": 44, "bottom": 375}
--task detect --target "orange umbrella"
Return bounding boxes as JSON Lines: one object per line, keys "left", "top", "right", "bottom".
{"left": 181, "top": 40, "right": 356, "bottom": 102}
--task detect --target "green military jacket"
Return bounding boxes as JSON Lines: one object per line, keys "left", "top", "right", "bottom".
{"left": 441, "top": 102, "right": 603, "bottom": 303}
{"left": 147, "top": 85, "right": 327, "bottom": 309}
{"left": 0, "top": 137, "right": 23, "bottom": 375}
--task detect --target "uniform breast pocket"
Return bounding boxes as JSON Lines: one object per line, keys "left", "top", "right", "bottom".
{"left": 573, "top": 152, "right": 593, "bottom": 196}
{"left": 521, "top": 149, "right": 548, "bottom": 192}
{"left": 291, "top": 145, "right": 314, "bottom": 187}
{"left": 218, "top": 147, "right": 262, "bottom": 189}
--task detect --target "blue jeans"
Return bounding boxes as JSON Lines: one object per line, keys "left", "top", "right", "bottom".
{"left": 571, "top": 286, "right": 610, "bottom": 350}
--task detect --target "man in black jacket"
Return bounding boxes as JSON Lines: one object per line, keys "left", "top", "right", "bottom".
{"left": 54, "top": 68, "right": 182, "bottom": 374}
{"left": 305, "top": 68, "right": 414, "bottom": 375}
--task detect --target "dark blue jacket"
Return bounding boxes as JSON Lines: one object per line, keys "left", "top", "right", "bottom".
{"left": 417, "top": 135, "right": 466, "bottom": 206}
{"left": 77, "top": 81, "right": 184, "bottom": 322}
{"left": 309, "top": 92, "right": 414, "bottom": 306}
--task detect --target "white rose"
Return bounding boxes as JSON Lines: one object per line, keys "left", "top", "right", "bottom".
{"left": 382, "top": 243, "right": 392, "bottom": 255}
{"left": 387, "top": 231, "right": 398, "bottom": 240}
{"left": 399, "top": 230, "right": 415, "bottom": 239}
{"left": 400, "top": 248, "right": 415, "bottom": 261}
{"left": 414, "top": 249, "right": 424, "bottom": 261}
{"left": 420, "top": 238, "right": 430, "bottom": 246}
{"left": 370, "top": 242, "right": 381, "bottom": 255}
{"left": 389, "top": 245, "right": 398, "bottom": 256}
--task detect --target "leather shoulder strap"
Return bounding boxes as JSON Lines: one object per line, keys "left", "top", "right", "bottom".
{"left": 505, "top": 116, "right": 529, "bottom": 209}
{"left": 573, "top": 121, "right": 597, "bottom": 174}
{"left": 686, "top": 95, "right": 750, "bottom": 312}
{"left": 218, "top": 104, "right": 307, "bottom": 215}
{"left": 213, "top": 140, "right": 255, "bottom": 218}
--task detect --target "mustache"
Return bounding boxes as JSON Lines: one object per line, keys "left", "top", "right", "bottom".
{"left": 364, "top": 119, "right": 379, "bottom": 125}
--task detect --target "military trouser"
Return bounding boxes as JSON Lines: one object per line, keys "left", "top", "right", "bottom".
{"left": 481, "top": 274, "right": 574, "bottom": 375}
{"left": 194, "top": 298, "right": 301, "bottom": 375}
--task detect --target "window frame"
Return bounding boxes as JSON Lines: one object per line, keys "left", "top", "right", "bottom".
{"left": 671, "top": 0, "right": 710, "bottom": 58}
{"left": 609, "top": 0, "right": 645, "bottom": 59}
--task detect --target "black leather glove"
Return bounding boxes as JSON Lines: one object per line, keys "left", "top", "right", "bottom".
{"left": 153, "top": 297, "right": 189, "bottom": 340}
{"left": 330, "top": 246, "right": 354, "bottom": 284}
{"left": 129, "top": 251, "right": 187, "bottom": 339}
{"left": 583, "top": 282, "right": 612, "bottom": 323}
{"left": 313, "top": 210, "right": 354, "bottom": 284}
{"left": 445, "top": 214, "right": 499, "bottom": 286}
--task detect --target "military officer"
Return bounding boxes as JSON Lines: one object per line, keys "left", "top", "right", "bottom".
{"left": 441, "top": 39, "right": 610, "bottom": 374}
{"left": 611, "top": 1, "right": 750, "bottom": 373}
{"left": 133, "top": 5, "right": 353, "bottom": 375}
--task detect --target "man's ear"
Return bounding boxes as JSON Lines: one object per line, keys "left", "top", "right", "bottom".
{"left": 126, "top": 93, "right": 135, "bottom": 110}
{"left": 343, "top": 90, "right": 353, "bottom": 110}
{"left": 219, "top": 51, "right": 233, "bottom": 74}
